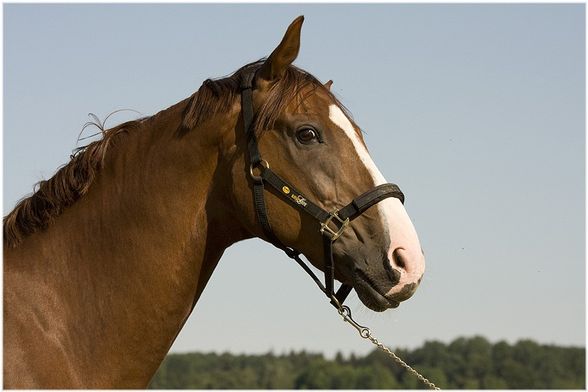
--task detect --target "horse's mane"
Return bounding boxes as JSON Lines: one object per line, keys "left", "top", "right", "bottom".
{"left": 3, "top": 120, "right": 142, "bottom": 247}
{"left": 180, "top": 60, "right": 348, "bottom": 135}
{"left": 4, "top": 60, "right": 346, "bottom": 248}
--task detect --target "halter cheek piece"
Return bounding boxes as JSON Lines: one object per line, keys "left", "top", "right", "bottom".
{"left": 240, "top": 70, "right": 405, "bottom": 309}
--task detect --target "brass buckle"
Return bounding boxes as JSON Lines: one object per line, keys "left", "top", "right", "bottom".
{"left": 249, "top": 160, "right": 269, "bottom": 182}
{"left": 320, "top": 209, "right": 350, "bottom": 241}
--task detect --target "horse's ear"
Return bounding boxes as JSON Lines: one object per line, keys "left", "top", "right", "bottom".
{"left": 257, "top": 16, "right": 304, "bottom": 83}
{"left": 324, "top": 80, "right": 333, "bottom": 90}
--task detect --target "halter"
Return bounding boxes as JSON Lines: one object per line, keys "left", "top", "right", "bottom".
{"left": 240, "top": 69, "right": 405, "bottom": 309}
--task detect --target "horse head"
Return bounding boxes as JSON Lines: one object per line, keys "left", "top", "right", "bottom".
{"left": 223, "top": 17, "right": 426, "bottom": 312}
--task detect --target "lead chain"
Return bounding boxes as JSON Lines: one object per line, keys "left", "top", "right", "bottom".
{"left": 337, "top": 305, "right": 440, "bottom": 390}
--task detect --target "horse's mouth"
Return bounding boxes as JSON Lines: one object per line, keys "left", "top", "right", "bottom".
{"left": 352, "top": 270, "right": 400, "bottom": 312}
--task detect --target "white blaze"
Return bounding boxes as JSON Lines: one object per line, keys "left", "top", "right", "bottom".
{"left": 328, "top": 105, "right": 425, "bottom": 288}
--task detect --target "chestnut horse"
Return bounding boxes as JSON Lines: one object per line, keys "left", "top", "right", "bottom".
{"left": 3, "top": 16, "right": 425, "bottom": 388}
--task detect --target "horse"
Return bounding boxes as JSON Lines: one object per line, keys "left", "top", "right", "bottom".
{"left": 3, "top": 16, "right": 425, "bottom": 388}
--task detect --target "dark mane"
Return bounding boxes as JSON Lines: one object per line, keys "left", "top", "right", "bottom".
{"left": 180, "top": 60, "right": 348, "bottom": 134}
{"left": 4, "top": 60, "right": 346, "bottom": 248}
{"left": 3, "top": 120, "right": 142, "bottom": 247}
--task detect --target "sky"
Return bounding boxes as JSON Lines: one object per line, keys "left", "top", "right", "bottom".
{"left": 3, "top": 4, "right": 585, "bottom": 358}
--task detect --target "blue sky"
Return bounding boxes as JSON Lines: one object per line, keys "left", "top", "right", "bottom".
{"left": 3, "top": 4, "right": 585, "bottom": 356}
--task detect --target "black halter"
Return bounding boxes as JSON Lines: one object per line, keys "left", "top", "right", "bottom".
{"left": 240, "top": 70, "right": 405, "bottom": 309}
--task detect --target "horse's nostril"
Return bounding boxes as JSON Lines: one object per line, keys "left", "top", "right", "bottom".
{"left": 392, "top": 247, "right": 407, "bottom": 270}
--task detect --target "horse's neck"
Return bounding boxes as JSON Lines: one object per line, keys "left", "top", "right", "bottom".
{"left": 5, "top": 100, "right": 246, "bottom": 387}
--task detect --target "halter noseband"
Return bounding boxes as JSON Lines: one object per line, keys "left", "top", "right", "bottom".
{"left": 240, "top": 69, "right": 405, "bottom": 309}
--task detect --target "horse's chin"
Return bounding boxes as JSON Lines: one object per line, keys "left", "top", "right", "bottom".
{"left": 352, "top": 273, "right": 400, "bottom": 312}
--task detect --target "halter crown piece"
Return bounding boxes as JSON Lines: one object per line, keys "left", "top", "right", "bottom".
{"left": 240, "top": 68, "right": 405, "bottom": 309}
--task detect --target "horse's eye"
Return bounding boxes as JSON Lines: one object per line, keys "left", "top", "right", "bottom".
{"left": 296, "top": 128, "right": 319, "bottom": 144}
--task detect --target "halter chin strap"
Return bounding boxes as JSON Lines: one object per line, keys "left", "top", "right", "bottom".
{"left": 240, "top": 69, "right": 405, "bottom": 309}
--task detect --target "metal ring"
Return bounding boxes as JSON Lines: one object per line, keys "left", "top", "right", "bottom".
{"left": 249, "top": 160, "right": 269, "bottom": 182}
{"left": 339, "top": 305, "right": 351, "bottom": 318}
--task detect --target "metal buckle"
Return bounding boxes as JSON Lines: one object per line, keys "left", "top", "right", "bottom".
{"left": 320, "top": 209, "right": 349, "bottom": 241}
{"left": 249, "top": 160, "right": 269, "bottom": 182}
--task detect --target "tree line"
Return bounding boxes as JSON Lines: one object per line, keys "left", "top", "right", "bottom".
{"left": 149, "top": 336, "right": 585, "bottom": 389}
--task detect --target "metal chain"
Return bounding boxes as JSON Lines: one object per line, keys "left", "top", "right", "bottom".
{"left": 334, "top": 302, "right": 441, "bottom": 390}
{"left": 366, "top": 334, "right": 440, "bottom": 390}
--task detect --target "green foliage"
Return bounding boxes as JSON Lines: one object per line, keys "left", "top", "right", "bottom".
{"left": 149, "top": 337, "right": 585, "bottom": 389}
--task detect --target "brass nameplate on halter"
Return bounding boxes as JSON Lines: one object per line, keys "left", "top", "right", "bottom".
{"left": 320, "top": 210, "right": 349, "bottom": 241}
{"left": 291, "top": 194, "right": 308, "bottom": 207}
